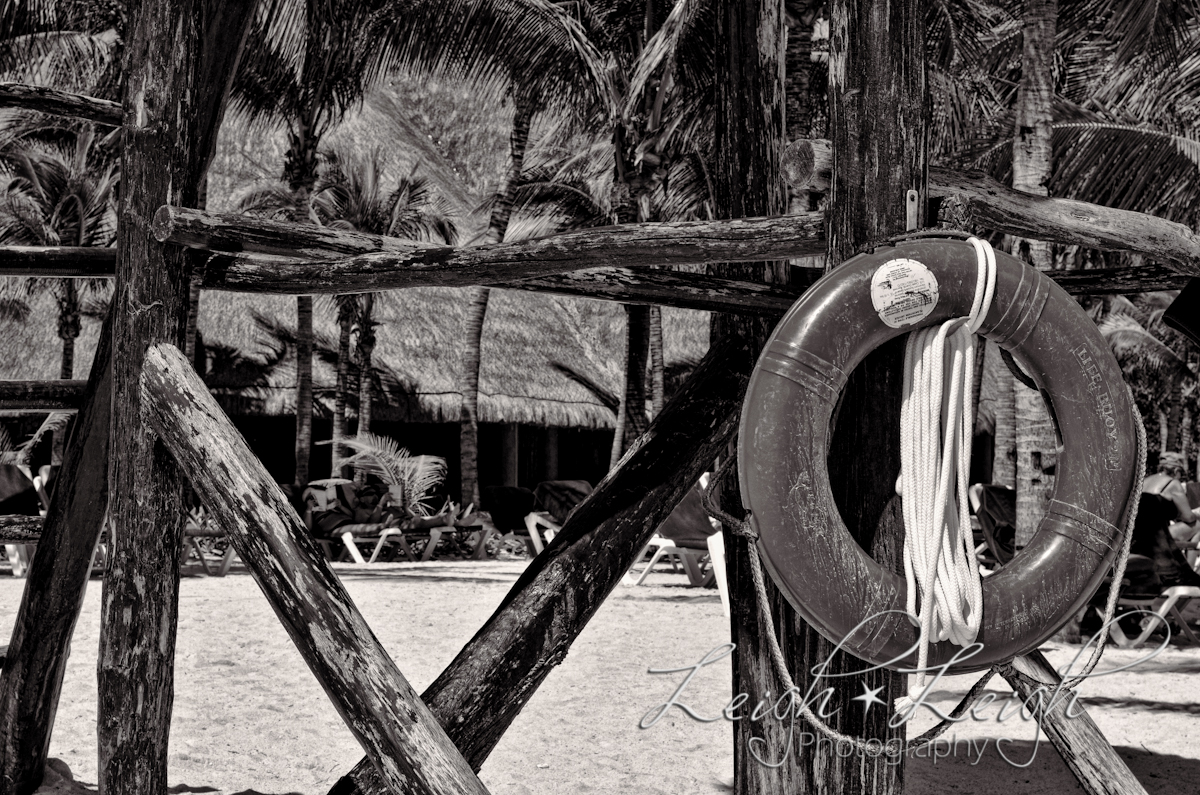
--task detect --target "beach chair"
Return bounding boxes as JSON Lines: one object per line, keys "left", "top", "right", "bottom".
{"left": 624, "top": 485, "right": 719, "bottom": 588}
{"left": 480, "top": 486, "right": 558, "bottom": 555}
{"left": 181, "top": 506, "right": 238, "bottom": 576}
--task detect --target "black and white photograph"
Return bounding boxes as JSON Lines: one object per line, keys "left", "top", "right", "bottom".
{"left": 1, "top": 0, "right": 1199, "bottom": 793}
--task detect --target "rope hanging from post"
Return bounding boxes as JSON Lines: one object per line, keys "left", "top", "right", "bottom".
{"left": 897, "top": 236, "right": 994, "bottom": 706}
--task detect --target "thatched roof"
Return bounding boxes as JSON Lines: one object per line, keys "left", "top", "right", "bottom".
{"left": 0, "top": 278, "right": 711, "bottom": 429}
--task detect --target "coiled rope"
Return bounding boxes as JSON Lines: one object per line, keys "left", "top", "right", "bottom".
{"left": 896, "top": 236, "right": 995, "bottom": 706}
{"left": 702, "top": 243, "right": 1147, "bottom": 756}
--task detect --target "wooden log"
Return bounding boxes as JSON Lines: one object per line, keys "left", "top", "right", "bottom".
{"left": 0, "top": 83, "right": 122, "bottom": 126}
{"left": 0, "top": 515, "right": 42, "bottom": 543}
{"left": 0, "top": 313, "right": 112, "bottom": 795}
{"left": 999, "top": 651, "right": 1149, "bottom": 795}
{"left": 152, "top": 205, "right": 425, "bottom": 258}
{"left": 0, "top": 246, "right": 118, "bottom": 278}
{"left": 328, "top": 335, "right": 753, "bottom": 795}
{"left": 0, "top": 242, "right": 1185, "bottom": 310}
{"left": 0, "top": 381, "right": 86, "bottom": 411}
{"left": 96, "top": 1, "right": 256, "bottom": 793}
{"left": 787, "top": 138, "right": 1200, "bottom": 277}
{"left": 502, "top": 267, "right": 812, "bottom": 315}
{"left": 188, "top": 215, "right": 827, "bottom": 293}
{"left": 140, "top": 343, "right": 489, "bottom": 795}
{"left": 931, "top": 166, "right": 1200, "bottom": 276}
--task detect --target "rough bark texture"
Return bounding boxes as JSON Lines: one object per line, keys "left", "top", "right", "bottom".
{"left": 97, "top": 2, "right": 254, "bottom": 793}
{"left": 1012, "top": 0, "right": 1058, "bottom": 548}
{"left": 0, "top": 82, "right": 122, "bottom": 126}
{"left": 810, "top": 1, "right": 927, "bottom": 792}
{"left": 0, "top": 246, "right": 116, "bottom": 277}
{"left": 458, "top": 93, "right": 534, "bottom": 506}
{"left": 0, "top": 314, "right": 111, "bottom": 795}
{"left": 999, "top": 652, "right": 1149, "bottom": 795}
{"left": 329, "top": 335, "right": 753, "bottom": 795}
{"left": 139, "top": 344, "right": 490, "bottom": 795}
{"left": 610, "top": 304, "right": 651, "bottom": 466}
{"left": 294, "top": 295, "right": 313, "bottom": 489}
{"left": 458, "top": 287, "right": 489, "bottom": 506}
{"left": 193, "top": 214, "right": 825, "bottom": 292}
{"left": 331, "top": 296, "right": 356, "bottom": 476}
{"left": 649, "top": 305, "right": 664, "bottom": 415}
{"left": 0, "top": 381, "right": 86, "bottom": 411}
{"left": 0, "top": 516, "right": 42, "bottom": 543}
{"left": 353, "top": 294, "right": 376, "bottom": 483}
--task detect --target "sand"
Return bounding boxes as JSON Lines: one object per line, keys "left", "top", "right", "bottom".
{"left": 2, "top": 559, "right": 1199, "bottom": 795}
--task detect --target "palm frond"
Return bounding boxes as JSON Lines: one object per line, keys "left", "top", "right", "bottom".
{"left": 336, "top": 432, "right": 447, "bottom": 514}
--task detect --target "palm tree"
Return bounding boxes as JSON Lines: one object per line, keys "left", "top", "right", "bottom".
{"left": 312, "top": 151, "right": 457, "bottom": 481}
{"left": 0, "top": 127, "right": 116, "bottom": 378}
{"left": 230, "top": 0, "right": 396, "bottom": 492}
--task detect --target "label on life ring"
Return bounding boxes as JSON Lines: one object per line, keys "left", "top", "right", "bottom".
{"left": 870, "top": 258, "right": 939, "bottom": 328}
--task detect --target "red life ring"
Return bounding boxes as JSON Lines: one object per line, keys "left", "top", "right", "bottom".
{"left": 737, "top": 236, "right": 1138, "bottom": 673}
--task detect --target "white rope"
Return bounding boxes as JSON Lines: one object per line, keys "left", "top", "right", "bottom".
{"left": 897, "top": 237, "right": 996, "bottom": 707}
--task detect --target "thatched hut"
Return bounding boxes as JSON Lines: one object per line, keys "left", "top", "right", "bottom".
{"left": 0, "top": 278, "right": 710, "bottom": 495}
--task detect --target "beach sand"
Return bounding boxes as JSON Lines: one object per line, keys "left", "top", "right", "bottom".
{"left": 2, "top": 559, "right": 1198, "bottom": 794}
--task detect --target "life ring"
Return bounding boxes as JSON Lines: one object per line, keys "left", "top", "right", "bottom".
{"left": 737, "top": 236, "right": 1138, "bottom": 673}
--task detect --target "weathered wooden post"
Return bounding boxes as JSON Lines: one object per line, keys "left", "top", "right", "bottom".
{"left": 714, "top": 0, "right": 923, "bottom": 792}
{"left": 0, "top": 315, "right": 111, "bottom": 795}
{"left": 96, "top": 2, "right": 254, "bottom": 793}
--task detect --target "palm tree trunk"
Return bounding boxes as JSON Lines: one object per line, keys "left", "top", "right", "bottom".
{"left": 990, "top": 346, "right": 1017, "bottom": 488}
{"left": 1012, "top": 0, "right": 1057, "bottom": 546}
{"left": 354, "top": 294, "right": 376, "bottom": 485}
{"left": 1181, "top": 405, "right": 1192, "bottom": 464}
{"left": 287, "top": 126, "right": 319, "bottom": 493}
{"left": 610, "top": 304, "right": 650, "bottom": 467}
{"left": 57, "top": 279, "right": 80, "bottom": 380}
{"left": 184, "top": 269, "right": 202, "bottom": 366}
{"left": 294, "top": 295, "right": 313, "bottom": 490}
{"left": 459, "top": 287, "right": 489, "bottom": 506}
{"left": 458, "top": 93, "right": 537, "bottom": 505}
{"left": 1167, "top": 381, "right": 1183, "bottom": 452}
{"left": 649, "top": 305, "right": 664, "bottom": 416}
{"left": 332, "top": 296, "right": 357, "bottom": 477}
{"left": 1160, "top": 409, "right": 1170, "bottom": 454}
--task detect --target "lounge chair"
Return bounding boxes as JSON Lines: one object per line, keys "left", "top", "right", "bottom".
{"left": 624, "top": 485, "right": 719, "bottom": 588}
{"left": 181, "top": 506, "right": 237, "bottom": 576}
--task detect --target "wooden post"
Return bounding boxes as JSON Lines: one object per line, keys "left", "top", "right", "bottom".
{"left": 96, "top": 2, "right": 255, "bottom": 793}
{"left": 328, "top": 336, "right": 753, "bottom": 795}
{"left": 0, "top": 315, "right": 112, "bottom": 795}
{"left": 139, "top": 343, "right": 490, "bottom": 795}
{"left": 703, "top": 3, "right": 815, "bottom": 794}
{"left": 1000, "top": 651, "right": 1149, "bottom": 795}
{"left": 808, "top": 2, "right": 930, "bottom": 793}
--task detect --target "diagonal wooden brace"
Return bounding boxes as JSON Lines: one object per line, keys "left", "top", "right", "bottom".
{"left": 139, "top": 343, "right": 491, "bottom": 795}
{"left": 328, "top": 334, "right": 753, "bottom": 795}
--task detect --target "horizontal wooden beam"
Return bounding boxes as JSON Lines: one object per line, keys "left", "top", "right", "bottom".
{"left": 0, "top": 381, "right": 86, "bottom": 411}
{"left": 0, "top": 246, "right": 118, "bottom": 278}
{"left": 152, "top": 205, "right": 423, "bottom": 258}
{"left": 787, "top": 138, "right": 1200, "bottom": 277}
{"left": 139, "top": 343, "right": 489, "bottom": 795}
{"left": 931, "top": 167, "right": 1200, "bottom": 277}
{"left": 0, "top": 515, "right": 42, "bottom": 543}
{"left": 0, "top": 83, "right": 122, "bottom": 126}
{"left": 1049, "top": 263, "right": 1189, "bottom": 295}
{"left": 198, "top": 215, "right": 827, "bottom": 293}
